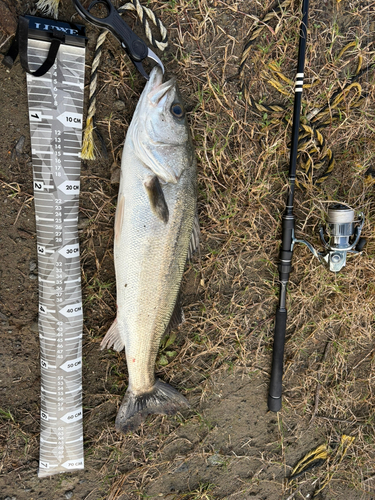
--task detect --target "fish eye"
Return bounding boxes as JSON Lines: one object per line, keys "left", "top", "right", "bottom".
{"left": 171, "top": 103, "right": 184, "bottom": 118}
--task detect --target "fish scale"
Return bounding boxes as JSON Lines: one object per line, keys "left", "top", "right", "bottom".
{"left": 117, "top": 162, "right": 195, "bottom": 390}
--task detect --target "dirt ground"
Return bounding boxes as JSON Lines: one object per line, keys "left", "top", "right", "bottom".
{"left": 1, "top": 0, "right": 375, "bottom": 499}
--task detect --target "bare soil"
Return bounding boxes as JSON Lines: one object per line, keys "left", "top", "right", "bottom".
{"left": 1, "top": 1, "right": 375, "bottom": 499}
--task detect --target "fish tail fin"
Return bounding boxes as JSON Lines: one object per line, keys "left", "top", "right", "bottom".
{"left": 115, "top": 379, "right": 189, "bottom": 433}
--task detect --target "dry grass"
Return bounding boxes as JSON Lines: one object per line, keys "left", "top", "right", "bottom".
{"left": 78, "top": 0, "right": 375, "bottom": 498}
{"left": 1, "top": 0, "right": 375, "bottom": 499}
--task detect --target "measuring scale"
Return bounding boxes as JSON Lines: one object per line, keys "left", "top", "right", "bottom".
{"left": 25, "top": 17, "right": 86, "bottom": 477}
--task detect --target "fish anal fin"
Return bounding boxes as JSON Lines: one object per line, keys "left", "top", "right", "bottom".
{"left": 187, "top": 212, "right": 201, "bottom": 261}
{"left": 115, "top": 379, "right": 189, "bottom": 433}
{"left": 144, "top": 175, "right": 169, "bottom": 223}
{"left": 100, "top": 318, "right": 125, "bottom": 351}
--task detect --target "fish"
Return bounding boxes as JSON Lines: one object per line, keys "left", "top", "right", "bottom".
{"left": 101, "top": 66, "right": 199, "bottom": 433}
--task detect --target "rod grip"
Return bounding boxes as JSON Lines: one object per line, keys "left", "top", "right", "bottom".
{"left": 268, "top": 308, "right": 287, "bottom": 412}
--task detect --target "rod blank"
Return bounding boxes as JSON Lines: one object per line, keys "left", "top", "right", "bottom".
{"left": 268, "top": 0, "right": 310, "bottom": 412}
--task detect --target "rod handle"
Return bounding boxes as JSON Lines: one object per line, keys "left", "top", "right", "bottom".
{"left": 268, "top": 307, "right": 287, "bottom": 412}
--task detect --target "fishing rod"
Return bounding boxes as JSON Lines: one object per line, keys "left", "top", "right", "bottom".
{"left": 267, "top": 0, "right": 309, "bottom": 412}
{"left": 267, "top": 0, "right": 367, "bottom": 411}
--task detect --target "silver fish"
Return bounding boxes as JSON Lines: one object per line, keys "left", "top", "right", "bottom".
{"left": 101, "top": 67, "right": 199, "bottom": 433}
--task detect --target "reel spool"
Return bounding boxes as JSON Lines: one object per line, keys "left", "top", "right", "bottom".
{"left": 294, "top": 204, "right": 366, "bottom": 272}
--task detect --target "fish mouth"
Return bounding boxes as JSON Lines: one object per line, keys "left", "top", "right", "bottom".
{"left": 147, "top": 65, "right": 164, "bottom": 90}
{"left": 147, "top": 67, "right": 176, "bottom": 107}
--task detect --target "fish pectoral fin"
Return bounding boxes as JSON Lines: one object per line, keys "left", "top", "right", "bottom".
{"left": 115, "top": 379, "right": 189, "bottom": 433}
{"left": 115, "top": 195, "right": 125, "bottom": 242}
{"left": 137, "top": 140, "right": 179, "bottom": 184}
{"left": 100, "top": 318, "right": 125, "bottom": 351}
{"left": 144, "top": 175, "right": 169, "bottom": 224}
{"left": 187, "top": 212, "right": 201, "bottom": 261}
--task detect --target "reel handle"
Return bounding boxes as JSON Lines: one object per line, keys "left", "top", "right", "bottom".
{"left": 356, "top": 237, "right": 367, "bottom": 252}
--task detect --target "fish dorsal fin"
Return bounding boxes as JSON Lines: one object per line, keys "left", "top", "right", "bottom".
{"left": 187, "top": 212, "right": 201, "bottom": 261}
{"left": 163, "top": 291, "right": 185, "bottom": 338}
{"left": 163, "top": 214, "right": 200, "bottom": 337}
{"left": 144, "top": 175, "right": 169, "bottom": 224}
{"left": 100, "top": 318, "right": 125, "bottom": 352}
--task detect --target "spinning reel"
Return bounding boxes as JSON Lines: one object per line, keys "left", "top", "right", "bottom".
{"left": 294, "top": 204, "right": 366, "bottom": 272}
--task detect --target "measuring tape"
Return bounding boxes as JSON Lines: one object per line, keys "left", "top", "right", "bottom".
{"left": 24, "top": 16, "right": 86, "bottom": 477}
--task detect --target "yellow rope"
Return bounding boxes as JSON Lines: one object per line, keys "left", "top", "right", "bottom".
{"left": 240, "top": 31, "right": 369, "bottom": 188}
{"left": 80, "top": 116, "right": 96, "bottom": 161}
{"left": 268, "top": 62, "right": 293, "bottom": 86}
{"left": 80, "top": 31, "right": 109, "bottom": 161}
{"left": 337, "top": 41, "right": 357, "bottom": 60}
{"left": 290, "top": 444, "right": 330, "bottom": 479}
{"left": 313, "top": 435, "right": 355, "bottom": 497}
{"left": 239, "top": 0, "right": 294, "bottom": 79}
{"left": 267, "top": 78, "right": 290, "bottom": 95}
{"left": 289, "top": 435, "right": 355, "bottom": 497}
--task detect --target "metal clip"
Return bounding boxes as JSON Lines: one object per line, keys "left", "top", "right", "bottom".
{"left": 72, "top": 0, "right": 164, "bottom": 79}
